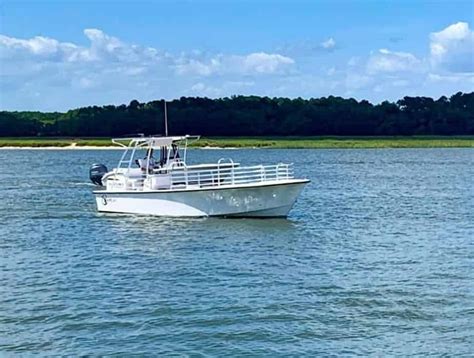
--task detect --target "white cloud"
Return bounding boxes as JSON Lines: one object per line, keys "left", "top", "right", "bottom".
{"left": 276, "top": 37, "right": 338, "bottom": 56}
{"left": 188, "top": 79, "right": 256, "bottom": 98}
{"left": 347, "top": 56, "right": 360, "bottom": 67}
{"left": 0, "top": 35, "right": 58, "bottom": 55}
{"left": 367, "top": 49, "right": 421, "bottom": 74}
{"left": 73, "top": 77, "right": 96, "bottom": 89}
{"left": 241, "top": 52, "right": 294, "bottom": 73}
{"left": 392, "top": 79, "right": 410, "bottom": 87}
{"left": 427, "top": 72, "right": 474, "bottom": 83}
{"left": 175, "top": 52, "right": 294, "bottom": 76}
{"left": 0, "top": 28, "right": 165, "bottom": 64}
{"left": 0, "top": 29, "right": 296, "bottom": 110}
{"left": 356, "top": 21, "right": 473, "bottom": 98}
{"left": 0, "top": 34, "right": 79, "bottom": 61}
{"left": 1, "top": 22, "right": 472, "bottom": 111}
{"left": 189, "top": 82, "right": 222, "bottom": 97}
{"left": 84, "top": 28, "right": 121, "bottom": 52}
{"left": 345, "top": 73, "right": 373, "bottom": 90}
{"left": 321, "top": 37, "right": 336, "bottom": 49}
{"left": 124, "top": 66, "right": 147, "bottom": 76}
{"left": 175, "top": 58, "right": 219, "bottom": 76}
{"left": 430, "top": 22, "right": 474, "bottom": 72}
{"left": 226, "top": 80, "right": 255, "bottom": 87}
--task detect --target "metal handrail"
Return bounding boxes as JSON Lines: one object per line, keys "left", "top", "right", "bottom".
{"left": 109, "top": 162, "right": 294, "bottom": 191}
{"left": 169, "top": 163, "right": 293, "bottom": 189}
{"left": 217, "top": 158, "right": 235, "bottom": 185}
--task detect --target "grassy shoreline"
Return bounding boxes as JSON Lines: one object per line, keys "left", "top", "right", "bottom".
{"left": 0, "top": 136, "right": 473, "bottom": 149}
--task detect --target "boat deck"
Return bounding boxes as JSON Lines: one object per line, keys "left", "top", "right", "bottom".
{"left": 102, "top": 162, "right": 295, "bottom": 192}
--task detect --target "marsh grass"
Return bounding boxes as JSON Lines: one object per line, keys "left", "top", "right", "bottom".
{"left": 0, "top": 138, "right": 113, "bottom": 147}
{"left": 0, "top": 136, "right": 473, "bottom": 148}
{"left": 192, "top": 136, "right": 474, "bottom": 148}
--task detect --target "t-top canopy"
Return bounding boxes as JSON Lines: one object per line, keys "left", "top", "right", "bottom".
{"left": 111, "top": 135, "right": 200, "bottom": 148}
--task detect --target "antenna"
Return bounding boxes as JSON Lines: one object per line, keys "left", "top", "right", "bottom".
{"left": 164, "top": 100, "right": 168, "bottom": 136}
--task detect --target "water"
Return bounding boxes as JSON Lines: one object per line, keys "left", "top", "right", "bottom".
{"left": 0, "top": 148, "right": 473, "bottom": 356}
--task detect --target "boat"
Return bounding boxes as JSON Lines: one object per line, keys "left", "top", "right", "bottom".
{"left": 89, "top": 135, "right": 309, "bottom": 217}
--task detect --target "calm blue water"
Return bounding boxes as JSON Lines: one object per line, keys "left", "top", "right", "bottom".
{"left": 0, "top": 148, "right": 473, "bottom": 356}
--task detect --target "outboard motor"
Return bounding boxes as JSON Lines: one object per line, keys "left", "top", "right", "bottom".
{"left": 89, "top": 163, "right": 108, "bottom": 186}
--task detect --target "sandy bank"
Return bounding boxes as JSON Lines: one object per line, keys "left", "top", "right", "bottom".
{"left": 0, "top": 145, "right": 239, "bottom": 150}
{"left": 0, "top": 145, "right": 121, "bottom": 150}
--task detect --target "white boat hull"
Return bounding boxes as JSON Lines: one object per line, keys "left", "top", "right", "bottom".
{"left": 93, "top": 180, "right": 308, "bottom": 217}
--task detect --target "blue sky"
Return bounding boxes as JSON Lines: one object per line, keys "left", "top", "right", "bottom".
{"left": 1, "top": 0, "right": 473, "bottom": 111}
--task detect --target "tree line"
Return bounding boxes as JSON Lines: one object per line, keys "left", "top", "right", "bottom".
{"left": 1, "top": 92, "right": 473, "bottom": 137}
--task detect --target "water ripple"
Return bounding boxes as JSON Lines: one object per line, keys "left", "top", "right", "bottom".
{"left": 0, "top": 148, "right": 473, "bottom": 355}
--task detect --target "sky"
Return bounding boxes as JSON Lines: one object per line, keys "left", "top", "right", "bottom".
{"left": 0, "top": 0, "right": 473, "bottom": 111}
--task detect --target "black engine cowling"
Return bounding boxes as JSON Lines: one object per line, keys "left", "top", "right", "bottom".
{"left": 89, "top": 163, "right": 108, "bottom": 186}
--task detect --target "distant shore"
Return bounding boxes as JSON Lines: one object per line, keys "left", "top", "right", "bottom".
{"left": 0, "top": 136, "right": 473, "bottom": 149}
